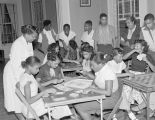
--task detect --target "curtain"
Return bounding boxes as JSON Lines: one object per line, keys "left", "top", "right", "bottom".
{"left": 56, "top": 0, "right": 71, "bottom": 33}
{"left": 6, "top": 4, "right": 17, "bottom": 37}
{"left": 108, "top": 0, "right": 120, "bottom": 47}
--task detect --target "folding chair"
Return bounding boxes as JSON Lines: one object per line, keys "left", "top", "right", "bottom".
{"left": 15, "top": 82, "right": 40, "bottom": 120}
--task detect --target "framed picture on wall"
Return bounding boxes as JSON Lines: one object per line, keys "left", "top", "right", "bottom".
{"left": 80, "top": 0, "right": 91, "bottom": 7}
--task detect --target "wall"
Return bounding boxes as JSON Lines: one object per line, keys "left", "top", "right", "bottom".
{"left": 0, "top": 0, "right": 23, "bottom": 58}
{"left": 147, "top": 0, "right": 155, "bottom": 15}
{"left": 45, "top": 0, "right": 58, "bottom": 33}
{"left": 21, "top": 0, "right": 32, "bottom": 25}
{"left": 69, "top": 0, "right": 107, "bottom": 45}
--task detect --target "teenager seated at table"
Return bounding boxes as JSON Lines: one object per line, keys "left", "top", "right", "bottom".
{"left": 20, "top": 56, "right": 72, "bottom": 120}
{"left": 81, "top": 20, "right": 94, "bottom": 48}
{"left": 42, "top": 42, "right": 62, "bottom": 65}
{"left": 36, "top": 52, "right": 64, "bottom": 88}
{"left": 63, "top": 40, "right": 80, "bottom": 62}
{"left": 121, "top": 39, "right": 155, "bottom": 117}
{"left": 58, "top": 24, "right": 76, "bottom": 58}
{"left": 74, "top": 52, "right": 121, "bottom": 120}
{"left": 77, "top": 45, "right": 95, "bottom": 79}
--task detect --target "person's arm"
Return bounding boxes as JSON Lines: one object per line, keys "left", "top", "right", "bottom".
{"left": 89, "top": 80, "right": 113, "bottom": 96}
{"left": 51, "top": 29, "right": 57, "bottom": 40}
{"left": 24, "top": 82, "right": 45, "bottom": 104}
{"left": 116, "top": 72, "right": 134, "bottom": 78}
{"left": 123, "top": 49, "right": 136, "bottom": 60}
{"left": 82, "top": 71, "right": 95, "bottom": 80}
{"left": 139, "top": 30, "right": 144, "bottom": 39}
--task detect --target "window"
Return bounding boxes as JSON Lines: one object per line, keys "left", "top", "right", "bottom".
{"left": 118, "top": 0, "right": 139, "bottom": 20}
{"left": 118, "top": 0, "right": 140, "bottom": 35}
{"left": 0, "top": 3, "right": 18, "bottom": 44}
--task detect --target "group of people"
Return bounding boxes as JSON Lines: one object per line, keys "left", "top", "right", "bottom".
{"left": 3, "top": 12, "right": 155, "bottom": 120}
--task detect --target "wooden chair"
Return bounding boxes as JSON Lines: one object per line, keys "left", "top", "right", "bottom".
{"left": 15, "top": 82, "right": 40, "bottom": 120}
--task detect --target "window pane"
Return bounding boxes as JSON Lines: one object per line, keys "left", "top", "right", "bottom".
{"left": 124, "top": 1, "right": 130, "bottom": 14}
{"left": 0, "top": 3, "right": 17, "bottom": 44}
{"left": 119, "top": 3, "right": 123, "bottom": 14}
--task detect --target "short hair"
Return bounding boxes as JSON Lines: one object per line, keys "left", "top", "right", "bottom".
{"left": 100, "top": 13, "right": 107, "bottom": 19}
{"left": 47, "top": 52, "right": 59, "bottom": 61}
{"left": 43, "top": 20, "right": 51, "bottom": 27}
{"left": 144, "top": 13, "right": 155, "bottom": 21}
{"left": 47, "top": 43, "right": 59, "bottom": 53}
{"left": 91, "top": 52, "right": 106, "bottom": 64}
{"left": 63, "top": 24, "right": 70, "bottom": 30}
{"left": 126, "top": 16, "right": 137, "bottom": 24}
{"left": 21, "top": 56, "right": 40, "bottom": 68}
{"left": 112, "top": 48, "right": 123, "bottom": 58}
{"left": 134, "top": 39, "right": 149, "bottom": 53}
{"left": 85, "top": 20, "right": 92, "bottom": 26}
{"left": 82, "top": 45, "right": 94, "bottom": 53}
{"left": 21, "top": 24, "right": 38, "bottom": 35}
{"left": 69, "top": 40, "right": 78, "bottom": 50}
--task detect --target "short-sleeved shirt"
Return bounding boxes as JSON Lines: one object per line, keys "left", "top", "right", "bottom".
{"left": 106, "top": 60, "right": 126, "bottom": 74}
{"left": 59, "top": 31, "right": 76, "bottom": 46}
{"left": 36, "top": 63, "right": 62, "bottom": 83}
{"left": 128, "top": 52, "right": 153, "bottom": 72}
{"left": 82, "top": 59, "right": 91, "bottom": 72}
{"left": 20, "top": 73, "right": 38, "bottom": 97}
{"left": 81, "top": 30, "right": 94, "bottom": 47}
{"left": 95, "top": 64, "right": 118, "bottom": 93}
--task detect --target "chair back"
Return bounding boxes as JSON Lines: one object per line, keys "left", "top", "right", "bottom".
{"left": 15, "top": 82, "right": 40, "bottom": 120}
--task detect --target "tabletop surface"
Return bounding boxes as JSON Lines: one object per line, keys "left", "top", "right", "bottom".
{"left": 43, "top": 90, "right": 105, "bottom": 107}
{"left": 122, "top": 73, "right": 155, "bottom": 92}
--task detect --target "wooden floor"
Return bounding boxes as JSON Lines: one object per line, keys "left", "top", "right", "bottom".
{"left": 0, "top": 62, "right": 17, "bottom": 120}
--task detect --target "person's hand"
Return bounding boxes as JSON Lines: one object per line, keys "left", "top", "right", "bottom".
{"left": 52, "top": 79, "right": 58, "bottom": 84}
{"left": 83, "top": 88, "right": 93, "bottom": 94}
{"left": 129, "top": 73, "right": 135, "bottom": 78}
{"left": 44, "top": 88, "right": 57, "bottom": 94}
{"left": 57, "top": 79, "right": 64, "bottom": 84}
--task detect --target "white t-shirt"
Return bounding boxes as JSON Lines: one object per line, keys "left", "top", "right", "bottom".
{"left": 82, "top": 59, "right": 91, "bottom": 72}
{"left": 59, "top": 30, "right": 76, "bottom": 46}
{"left": 38, "top": 29, "right": 56, "bottom": 44}
{"left": 95, "top": 64, "right": 118, "bottom": 92}
{"left": 106, "top": 60, "right": 126, "bottom": 74}
{"left": 81, "top": 30, "right": 94, "bottom": 47}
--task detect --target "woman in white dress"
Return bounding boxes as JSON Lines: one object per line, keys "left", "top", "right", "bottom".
{"left": 3, "top": 25, "right": 38, "bottom": 119}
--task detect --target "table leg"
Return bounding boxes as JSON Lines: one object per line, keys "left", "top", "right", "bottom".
{"left": 48, "top": 107, "right": 52, "bottom": 120}
{"left": 146, "top": 93, "right": 150, "bottom": 120}
{"left": 100, "top": 99, "right": 103, "bottom": 120}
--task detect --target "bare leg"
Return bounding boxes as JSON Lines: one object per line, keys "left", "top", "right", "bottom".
{"left": 15, "top": 113, "right": 25, "bottom": 120}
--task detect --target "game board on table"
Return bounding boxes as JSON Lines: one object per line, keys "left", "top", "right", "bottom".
{"left": 64, "top": 79, "right": 93, "bottom": 90}
{"left": 123, "top": 73, "right": 155, "bottom": 91}
{"left": 61, "top": 62, "right": 81, "bottom": 69}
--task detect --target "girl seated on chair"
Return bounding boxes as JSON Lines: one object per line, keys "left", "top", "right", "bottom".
{"left": 121, "top": 39, "right": 155, "bottom": 117}
{"left": 36, "top": 52, "right": 64, "bottom": 88}
{"left": 19, "top": 56, "right": 72, "bottom": 119}
{"left": 74, "top": 52, "right": 121, "bottom": 120}
{"left": 77, "top": 45, "right": 94, "bottom": 78}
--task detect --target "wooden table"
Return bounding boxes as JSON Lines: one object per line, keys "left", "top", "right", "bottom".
{"left": 43, "top": 88, "right": 105, "bottom": 120}
{"left": 122, "top": 73, "right": 155, "bottom": 120}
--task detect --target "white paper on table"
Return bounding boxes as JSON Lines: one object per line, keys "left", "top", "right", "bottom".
{"left": 64, "top": 79, "right": 93, "bottom": 90}
{"left": 50, "top": 105, "right": 72, "bottom": 119}
{"left": 54, "top": 84, "right": 73, "bottom": 92}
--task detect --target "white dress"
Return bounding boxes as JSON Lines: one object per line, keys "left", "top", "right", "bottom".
{"left": 3, "top": 36, "right": 33, "bottom": 113}
{"left": 20, "top": 73, "right": 47, "bottom": 118}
